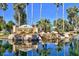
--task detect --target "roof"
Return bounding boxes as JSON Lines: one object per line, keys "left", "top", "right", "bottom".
{"left": 51, "top": 31, "right": 58, "bottom": 34}
{"left": 19, "top": 25, "right": 33, "bottom": 29}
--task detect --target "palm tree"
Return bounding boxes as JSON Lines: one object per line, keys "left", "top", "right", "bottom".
{"left": 62, "top": 3, "right": 64, "bottom": 32}
{"left": 0, "top": 3, "right": 7, "bottom": 20}
{"left": 66, "top": 6, "right": 79, "bottom": 29}
{"left": 13, "top": 3, "right": 28, "bottom": 26}
{"left": 26, "top": 3, "right": 28, "bottom": 25}
{"left": 37, "top": 3, "right": 42, "bottom": 32}
{"left": 54, "top": 3, "right": 62, "bottom": 29}
{"left": 54, "top": 18, "right": 74, "bottom": 32}
{"left": 31, "top": 3, "right": 33, "bottom": 25}
{"left": 40, "top": 3, "right": 42, "bottom": 19}
{"left": 0, "top": 3, "right": 8, "bottom": 31}
{"left": 13, "top": 3, "right": 23, "bottom": 26}
{"left": 36, "top": 19, "right": 51, "bottom": 32}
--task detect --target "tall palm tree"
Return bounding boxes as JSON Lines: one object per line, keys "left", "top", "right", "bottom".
{"left": 66, "top": 6, "right": 79, "bottom": 30}
{"left": 31, "top": 3, "right": 33, "bottom": 25}
{"left": 0, "top": 3, "right": 7, "bottom": 20}
{"left": 54, "top": 3, "right": 62, "bottom": 29}
{"left": 0, "top": 3, "right": 7, "bottom": 30}
{"left": 54, "top": 4, "right": 62, "bottom": 55}
{"left": 36, "top": 19, "right": 51, "bottom": 32}
{"left": 62, "top": 3, "right": 64, "bottom": 32}
{"left": 13, "top": 3, "right": 27, "bottom": 26}
{"left": 40, "top": 3, "right": 42, "bottom": 20}
{"left": 38, "top": 3, "right": 42, "bottom": 31}
{"left": 74, "top": 3, "right": 78, "bottom": 31}
{"left": 26, "top": 3, "right": 28, "bottom": 25}
{"left": 26, "top": 3, "right": 29, "bottom": 24}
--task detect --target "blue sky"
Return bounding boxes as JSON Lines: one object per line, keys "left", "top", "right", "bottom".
{"left": 0, "top": 3, "right": 79, "bottom": 25}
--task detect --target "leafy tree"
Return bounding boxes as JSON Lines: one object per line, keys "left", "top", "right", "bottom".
{"left": 0, "top": 16, "right": 6, "bottom": 31}
{"left": 0, "top": 3, "right": 7, "bottom": 11}
{"left": 6, "top": 20, "right": 15, "bottom": 33}
{"left": 54, "top": 18, "right": 74, "bottom": 33}
{"left": 36, "top": 19, "right": 51, "bottom": 32}
{"left": 66, "top": 6, "right": 79, "bottom": 28}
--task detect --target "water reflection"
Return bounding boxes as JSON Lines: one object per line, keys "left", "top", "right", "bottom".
{"left": 4, "top": 50, "right": 15, "bottom": 56}
{"left": 57, "top": 42, "right": 64, "bottom": 56}
{"left": 36, "top": 43, "right": 50, "bottom": 56}
{"left": 69, "top": 37, "right": 79, "bottom": 56}
{"left": 0, "top": 35, "right": 79, "bottom": 56}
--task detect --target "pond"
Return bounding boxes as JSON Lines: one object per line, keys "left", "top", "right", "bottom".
{"left": 0, "top": 35, "right": 79, "bottom": 56}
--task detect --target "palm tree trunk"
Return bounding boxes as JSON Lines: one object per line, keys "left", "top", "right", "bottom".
{"left": 63, "top": 3, "right": 64, "bottom": 32}
{"left": 56, "top": 7, "right": 58, "bottom": 28}
{"left": 32, "top": 3, "right": 33, "bottom": 25}
{"left": 76, "top": 18, "right": 77, "bottom": 31}
{"left": 40, "top": 3, "right": 42, "bottom": 20}
{"left": 26, "top": 4, "right": 28, "bottom": 25}
{"left": 2, "top": 10, "right": 5, "bottom": 31}
{"left": 18, "top": 12, "right": 20, "bottom": 26}
{"left": 40, "top": 3, "right": 42, "bottom": 31}
{"left": 74, "top": 3, "right": 77, "bottom": 30}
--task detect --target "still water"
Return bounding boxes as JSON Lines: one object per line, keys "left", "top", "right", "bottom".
{"left": 0, "top": 35, "right": 79, "bottom": 56}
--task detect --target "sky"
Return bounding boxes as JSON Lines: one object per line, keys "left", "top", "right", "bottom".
{"left": 0, "top": 3, "right": 79, "bottom": 25}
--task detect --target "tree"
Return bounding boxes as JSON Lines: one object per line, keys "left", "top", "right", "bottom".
{"left": 54, "top": 18, "right": 74, "bottom": 33}
{"left": 13, "top": 3, "right": 28, "bottom": 26}
{"left": 54, "top": 3, "right": 62, "bottom": 28}
{"left": 0, "top": 3, "right": 7, "bottom": 11}
{"left": 0, "top": 16, "right": 6, "bottom": 31}
{"left": 75, "top": 16, "right": 79, "bottom": 28}
{"left": 36, "top": 19, "right": 51, "bottom": 32}
{"left": 62, "top": 3, "right": 64, "bottom": 32}
{"left": 66, "top": 6, "right": 79, "bottom": 28}
{"left": 0, "top": 3, "right": 7, "bottom": 31}
{"left": 6, "top": 20, "right": 15, "bottom": 33}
